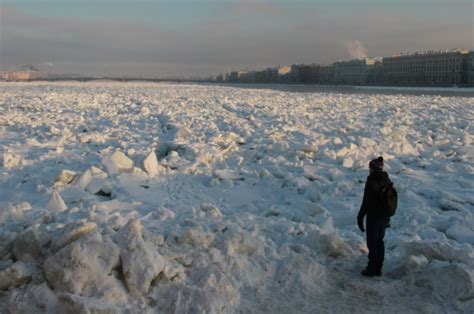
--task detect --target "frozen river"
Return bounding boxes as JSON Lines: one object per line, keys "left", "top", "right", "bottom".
{"left": 216, "top": 82, "right": 474, "bottom": 97}
{"left": 0, "top": 82, "right": 473, "bottom": 313}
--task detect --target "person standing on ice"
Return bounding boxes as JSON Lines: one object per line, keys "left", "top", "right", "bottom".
{"left": 357, "top": 156, "right": 392, "bottom": 277}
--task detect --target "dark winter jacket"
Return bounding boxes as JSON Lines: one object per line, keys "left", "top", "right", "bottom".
{"left": 358, "top": 171, "right": 392, "bottom": 220}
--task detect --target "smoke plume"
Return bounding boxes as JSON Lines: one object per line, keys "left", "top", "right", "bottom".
{"left": 344, "top": 40, "right": 368, "bottom": 59}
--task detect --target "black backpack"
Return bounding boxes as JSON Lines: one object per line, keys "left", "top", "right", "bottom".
{"left": 379, "top": 182, "right": 397, "bottom": 217}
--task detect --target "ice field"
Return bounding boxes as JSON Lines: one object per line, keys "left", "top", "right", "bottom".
{"left": 0, "top": 82, "right": 473, "bottom": 313}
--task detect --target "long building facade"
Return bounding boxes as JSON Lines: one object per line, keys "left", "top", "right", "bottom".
{"left": 290, "top": 64, "right": 320, "bottom": 84}
{"left": 218, "top": 48, "right": 473, "bottom": 86}
{"left": 319, "top": 65, "right": 335, "bottom": 84}
{"left": 382, "top": 49, "right": 469, "bottom": 85}
{"left": 468, "top": 51, "right": 474, "bottom": 85}
{"left": 333, "top": 58, "right": 377, "bottom": 85}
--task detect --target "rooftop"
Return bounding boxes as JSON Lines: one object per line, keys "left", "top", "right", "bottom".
{"left": 390, "top": 48, "right": 469, "bottom": 58}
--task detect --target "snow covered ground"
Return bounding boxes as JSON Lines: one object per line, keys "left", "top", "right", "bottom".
{"left": 0, "top": 81, "right": 473, "bottom": 313}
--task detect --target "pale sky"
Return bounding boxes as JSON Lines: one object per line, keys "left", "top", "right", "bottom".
{"left": 1, "top": 0, "right": 473, "bottom": 77}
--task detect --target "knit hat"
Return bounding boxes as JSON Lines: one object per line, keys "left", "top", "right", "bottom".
{"left": 369, "top": 156, "right": 384, "bottom": 171}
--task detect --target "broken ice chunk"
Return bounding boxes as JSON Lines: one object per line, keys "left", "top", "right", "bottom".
{"left": 0, "top": 202, "right": 24, "bottom": 224}
{"left": 55, "top": 170, "right": 76, "bottom": 186}
{"left": 2, "top": 151, "right": 23, "bottom": 168}
{"left": 200, "top": 203, "right": 223, "bottom": 218}
{"left": 46, "top": 191, "right": 67, "bottom": 212}
{"left": 102, "top": 151, "right": 134, "bottom": 175}
{"left": 86, "top": 177, "right": 112, "bottom": 197}
{"left": 142, "top": 150, "right": 160, "bottom": 176}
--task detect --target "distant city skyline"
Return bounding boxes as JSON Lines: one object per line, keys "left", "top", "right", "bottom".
{"left": 1, "top": 0, "right": 473, "bottom": 77}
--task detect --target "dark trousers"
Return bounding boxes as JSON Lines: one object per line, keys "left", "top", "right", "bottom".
{"left": 366, "top": 216, "right": 388, "bottom": 273}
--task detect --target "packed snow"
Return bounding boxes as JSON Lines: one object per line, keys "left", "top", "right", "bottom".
{"left": 0, "top": 81, "right": 473, "bottom": 313}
